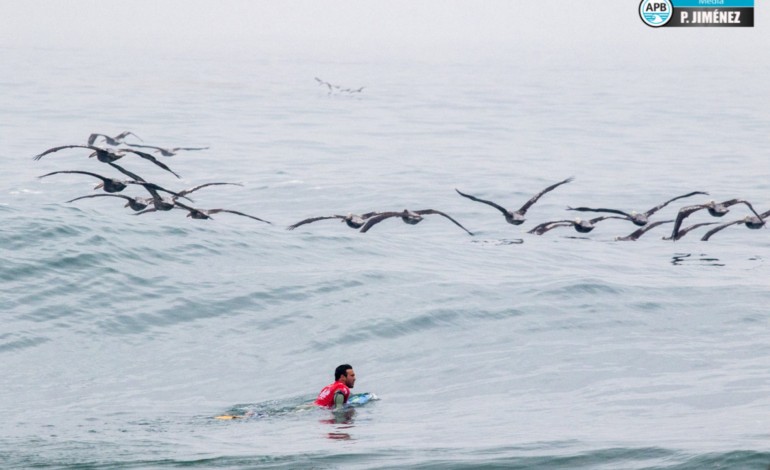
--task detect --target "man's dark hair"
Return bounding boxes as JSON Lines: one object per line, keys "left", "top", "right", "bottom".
{"left": 335, "top": 364, "right": 352, "bottom": 381}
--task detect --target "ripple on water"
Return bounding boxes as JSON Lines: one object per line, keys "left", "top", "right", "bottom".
{"left": 0, "top": 333, "right": 50, "bottom": 353}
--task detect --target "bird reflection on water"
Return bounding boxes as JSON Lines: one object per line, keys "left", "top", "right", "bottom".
{"left": 670, "top": 253, "right": 725, "bottom": 267}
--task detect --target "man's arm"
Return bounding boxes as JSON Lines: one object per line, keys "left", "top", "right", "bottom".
{"left": 333, "top": 390, "right": 346, "bottom": 410}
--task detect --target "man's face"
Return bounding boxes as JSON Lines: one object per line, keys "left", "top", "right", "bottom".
{"left": 342, "top": 369, "right": 356, "bottom": 388}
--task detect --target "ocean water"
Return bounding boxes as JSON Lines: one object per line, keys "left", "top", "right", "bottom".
{"left": 2, "top": 44, "right": 770, "bottom": 469}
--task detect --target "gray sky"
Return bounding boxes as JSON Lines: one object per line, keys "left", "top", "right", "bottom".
{"left": 0, "top": 1, "right": 766, "bottom": 66}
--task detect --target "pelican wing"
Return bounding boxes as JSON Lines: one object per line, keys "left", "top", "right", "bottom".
{"left": 176, "top": 182, "right": 242, "bottom": 198}
{"left": 38, "top": 169, "right": 111, "bottom": 184}
{"left": 722, "top": 199, "right": 763, "bottom": 220}
{"left": 132, "top": 207, "right": 159, "bottom": 216}
{"left": 617, "top": 219, "right": 673, "bottom": 241}
{"left": 670, "top": 204, "right": 708, "bottom": 241}
{"left": 700, "top": 219, "right": 746, "bottom": 241}
{"left": 518, "top": 177, "right": 574, "bottom": 214}
{"left": 124, "top": 143, "right": 179, "bottom": 156}
{"left": 129, "top": 181, "right": 186, "bottom": 200}
{"left": 568, "top": 206, "right": 632, "bottom": 218}
{"left": 644, "top": 191, "right": 709, "bottom": 217}
{"left": 527, "top": 220, "right": 573, "bottom": 235}
{"left": 590, "top": 215, "right": 627, "bottom": 224}
{"left": 166, "top": 201, "right": 209, "bottom": 218}
{"left": 207, "top": 209, "right": 271, "bottom": 224}
{"left": 455, "top": 189, "right": 509, "bottom": 216}
{"left": 287, "top": 215, "right": 343, "bottom": 230}
{"left": 66, "top": 193, "right": 129, "bottom": 203}
{"left": 359, "top": 212, "right": 401, "bottom": 233}
{"left": 87, "top": 134, "right": 109, "bottom": 145}
{"left": 415, "top": 209, "right": 473, "bottom": 235}
{"left": 34, "top": 144, "right": 100, "bottom": 160}
{"left": 89, "top": 131, "right": 141, "bottom": 146}
{"left": 114, "top": 131, "right": 142, "bottom": 142}
{"left": 121, "top": 149, "right": 181, "bottom": 178}
{"left": 171, "top": 201, "right": 197, "bottom": 212}
{"left": 124, "top": 143, "right": 164, "bottom": 151}
{"left": 672, "top": 221, "right": 718, "bottom": 240}
{"left": 107, "top": 161, "right": 145, "bottom": 182}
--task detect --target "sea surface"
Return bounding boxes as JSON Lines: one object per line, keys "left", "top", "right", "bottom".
{"left": 1, "top": 46, "right": 769, "bottom": 469}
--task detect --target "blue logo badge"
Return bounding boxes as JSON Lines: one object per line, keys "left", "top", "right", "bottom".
{"left": 639, "top": 0, "right": 673, "bottom": 27}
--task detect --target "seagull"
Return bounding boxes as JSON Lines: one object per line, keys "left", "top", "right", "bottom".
{"left": 315, "top": 77, "right": 334, "bottom": 92}
{"left": 38, "top": 170, "right": 184, "bottom": 199}
{"left": 568, "top": 191, "right": 709, "bottom": 226}
{"left": 662, "top": 222, "right": 720, "bottom": 241}
{"left": 669, "top": 199, "right": 762, "bottom": 241}
{"left": 701, "top": 211, "right": 769, "bottom": 241}
{"left": 359, "top": 209, "right": 473, "bottom": 235}
{"left": 123, "top": 143, "right": 210, "bottom": 157}
{"left": 456, "top": 177, "right": 574, "bottom": 225}
{"left": 314, "top": 77, "right": 364, "bottom": 94}
{"left": 527, "top": 216, "right": 624, "bottom": 235}
{"left": 66, "top": 193, "right": 149, "bottom": 211}
{"left": 287, "top": 212, "right": 380, "bottom": 230}
{"left": 135, "top": 200, "right": 271, "bottom": 223}
{"left": 87, "top": 131, "right": 143, "bottom": 146}
{"left": 615, "top": 220, "right": 674, "bottom": 241}
{"left": 33, "top": 145, "right": 180, "bottom": 178}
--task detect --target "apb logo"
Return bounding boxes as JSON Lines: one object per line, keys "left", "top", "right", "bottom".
{"left": 639, "top": 0, "right": 673, "bottom": 27}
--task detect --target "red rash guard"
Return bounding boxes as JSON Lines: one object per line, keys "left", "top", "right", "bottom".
{"left": 314, "top": 381, "right": 351, "bottom": 407}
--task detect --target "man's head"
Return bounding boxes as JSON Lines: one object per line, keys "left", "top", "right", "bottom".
{"left": 334, "top": 364, "right": 355, "bottom": 388}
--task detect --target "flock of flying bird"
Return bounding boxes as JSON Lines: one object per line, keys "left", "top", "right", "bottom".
{"left": 33, "top": 131, "right": 768, "bottom": 242}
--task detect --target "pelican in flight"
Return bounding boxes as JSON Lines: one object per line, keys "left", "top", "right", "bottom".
{"left": 287, "top": 212, "right": 380, "bottom": 230}
{"left": 669, "top": 199, "right": 762, "bottom": 241}
{"left": 34, "top": 145, "right": 180, "bottom": 178}
{"left": 66, "top": 193, "right": 149, "bottom": 211}
{"left": 568, "top": 191, "right": 708, "bottom": 226}
{"left": 135, "top": 200, "right": 271, "bottom": 223}
{"left": 662, "top": 222, "right": 720, "bottom": 241}
{"left": 615, "top": 220, "right": 674, "bottom": 241}
{"left": 139, "top": 182, "right": 243, "bottom": 211}
{"left": 124, "top": 143, "right": 210, "bottom": 157}
{"left": 87, "top": 131, "right": 143, "bottom": 146}
{"left": 359, "top": 209, "right": 473, "bottom": 235}
{"left": 701, "top": 210, "right": 769, "bottom": 241}
{"left": 38, "top": 170, "right": 183, "bottom": 199}
{"left": 456, "top": 177, "right": 573, "bottom": 225}
{"left": 528, "top": 215, "right": 624, "bottom": 235}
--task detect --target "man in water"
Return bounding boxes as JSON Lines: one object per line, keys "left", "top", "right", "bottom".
{"left": 315, "top": 364, "right": 356, "bottom": 409}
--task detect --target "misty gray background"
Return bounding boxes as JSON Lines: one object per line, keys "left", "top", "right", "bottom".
{"left": 1, "top": 1, "right": 766, "bottom": 65}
